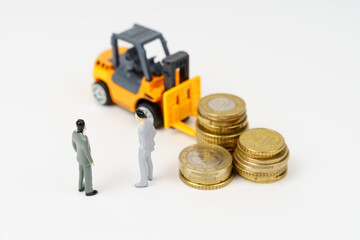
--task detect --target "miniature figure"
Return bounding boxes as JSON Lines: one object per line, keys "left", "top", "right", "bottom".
{"left": 135, "top": 109, "right": 156, "bottom": 188}
{"left": 72, "top": 119, "right": 98, "bottom": 196}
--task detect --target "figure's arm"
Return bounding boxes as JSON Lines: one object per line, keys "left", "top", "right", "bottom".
{"left": 83, "top": 136, "right": 94, "bottom": 165}
{"left": 72, "top": 135, "right": 77, "bottom": 152}
{"left": 151, "top": 127, "right": 156, "bottom": 149}
{"left": 152, "top": 125, "right": 156, "bottom": 138}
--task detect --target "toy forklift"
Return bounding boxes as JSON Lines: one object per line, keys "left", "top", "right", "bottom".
{"left": 92, "top": 24, "right": 201, "bottom": 136}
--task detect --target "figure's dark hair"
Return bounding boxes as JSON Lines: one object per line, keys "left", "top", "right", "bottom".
{"left": 76, "top": 119, "right": 85, "bottom": 133}
{"left": 135, "top": 109, "right": 147, "bottom": 119}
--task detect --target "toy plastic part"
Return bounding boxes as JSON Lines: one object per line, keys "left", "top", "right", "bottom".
{"left": 93, "top": 24, "right": 202, "bottom": 135}
{"left": 163, "top": 76, "right": 201, "bottom": 136}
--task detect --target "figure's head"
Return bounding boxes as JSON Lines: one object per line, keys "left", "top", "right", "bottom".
{"left": 76, "top": 119, "right": 85, "bottom": 133}
{"left": 135, "top": 108, "right": 146, "bottom": 123}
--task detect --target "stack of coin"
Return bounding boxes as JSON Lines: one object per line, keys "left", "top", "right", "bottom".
{"left": 196, "top": 93, "right": 248, "bottom": 151}
{"left": 179, "top": 144, "right": 234, "bottom": 190}
{"left": 233, "top": 128, "right": 289, "bottom": 183}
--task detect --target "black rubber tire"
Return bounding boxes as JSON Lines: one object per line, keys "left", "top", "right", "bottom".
{"left": 137, "top": 102, "right": 163, "bottom": 128}
{"left": 92, "top": 81, "right": 112, "bottom": 105}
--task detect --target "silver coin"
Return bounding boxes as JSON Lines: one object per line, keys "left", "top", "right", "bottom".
{"left": 187, "top": 148, "right": 223, "bottom": 169}
{"left": 207, "top": 97, "right": 236, "bottom": 112}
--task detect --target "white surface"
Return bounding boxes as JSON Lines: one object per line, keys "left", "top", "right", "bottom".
{"left": 0, "top": 1, "right": 359, "bottom": 239}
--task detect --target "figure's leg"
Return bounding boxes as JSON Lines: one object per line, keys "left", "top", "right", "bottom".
{"left": 147, "top": 154, "right": 153, "bottom": 181}
{"left": 78, "top": 164, "right": 84, "bottom": 191}
{"left": 135, "top": 150, "right": 148, "bottom": 188}
{"left": 83, "top": 165, "right": 94, "bottom": 194}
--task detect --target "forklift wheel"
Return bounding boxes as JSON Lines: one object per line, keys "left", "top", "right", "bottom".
{"left": 92, "top": 81, "right": 112, "bottom": 105}
{"left": 137, "top": 102, "right": 163, "bottom": 128}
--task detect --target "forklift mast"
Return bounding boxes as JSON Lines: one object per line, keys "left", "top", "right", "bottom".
{"left": 163, "top": 51, "right": 189, "bottom": 91}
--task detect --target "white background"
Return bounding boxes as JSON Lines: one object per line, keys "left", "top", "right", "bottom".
{"left": 0, "top": 0, "right": 359, "bottom": 239}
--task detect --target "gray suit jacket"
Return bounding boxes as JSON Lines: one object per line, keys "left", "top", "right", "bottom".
{"left": 72, "top": 131, "right": 94, "bottom": 166}
{"left": 138, "top": 119, "right": 156, "bottom": 154}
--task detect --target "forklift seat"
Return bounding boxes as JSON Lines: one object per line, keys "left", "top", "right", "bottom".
{"left": 124, "top": 47, "right": 143, "bottom": 74}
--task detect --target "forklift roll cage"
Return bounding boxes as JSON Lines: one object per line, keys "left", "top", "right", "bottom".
{"left": 111, "top": 24, "right": 170, "bottom": 82}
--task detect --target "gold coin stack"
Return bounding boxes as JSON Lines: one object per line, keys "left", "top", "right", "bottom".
{"left": 179, "top": 144, "right": 234, "bottom": 190}
{"left": 196, "top": 93, "right": 249, "bottom": 151}
{"left": 233, "top": 128, "right": 289, "bottom": 183}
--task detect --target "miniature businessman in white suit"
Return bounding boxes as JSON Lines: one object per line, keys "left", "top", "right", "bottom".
{"left": 72, "top": 119, "right": 98, "bottom": 196}
{"left": 135, "top": 108, "right": 156, "bottom": 188}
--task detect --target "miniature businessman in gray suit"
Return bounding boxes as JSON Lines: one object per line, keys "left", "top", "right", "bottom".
{"left": 135, "top": 109, "right": 156, "bottom": 188}
{"left": 72, "top": 119, "right": 98, "bottom": 196}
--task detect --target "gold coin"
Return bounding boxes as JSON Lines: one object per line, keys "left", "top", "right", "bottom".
{"left": 238, "top": 168, "right": 287, "bottom": 183}
{"left": 179, "top": 171, "right": 234, "bottom": 190}
{"left": 197, "top": 109, "right": 247, "bottom": 127}
{"left": 179, "top": 144, "right": 233, "bottom": 184}
{"left": 238, "top": 128, "right": 285, "bottom": 159}
{"left": 233, "top": 145, "right": 289, "bottom": 165}
{"left": 233, "top": 161, "right": 287, "bottom": 178}
{"left": 179, "top": 164, "right": 233, "bottom": 184}
{"left": 233, "top": 152, "right": 289, "bottom": 173}
{"left": 233, "top": 163, "right": 287, "bottom": 183}
{"left": 198, "top": 94, "right": 246, "bottom": 121}
{"left": 196, "top": 121, "right": 248, "bottom": 150}
{"left": 196, "top": 117, "right": 248, "bottom": 134}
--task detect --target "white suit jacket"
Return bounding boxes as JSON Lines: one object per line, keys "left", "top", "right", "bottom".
{"left": 138, "top": 119, "right": 156, "bottom": 154}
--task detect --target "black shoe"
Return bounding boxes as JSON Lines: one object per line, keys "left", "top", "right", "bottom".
{"left": 85, "top": 190, "right": 98, "bottom": 196}
{"left": 79, "top": 187, "right": 85, "bottom": 192}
